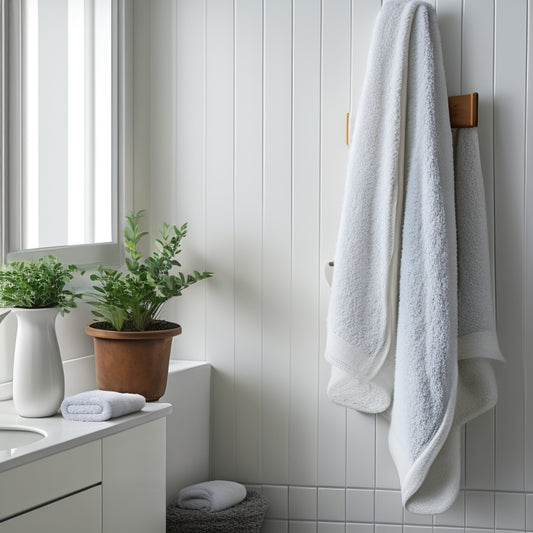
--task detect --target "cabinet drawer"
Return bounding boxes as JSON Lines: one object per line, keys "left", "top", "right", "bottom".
{"left": 0, "top": 485, "right": 101, "bottom": 533}
{"left": 0, "top": 441, "right": 101, "bottom": 521}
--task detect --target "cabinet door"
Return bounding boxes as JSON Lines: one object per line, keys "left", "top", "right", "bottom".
{"left": 0, "top": 485, "right": 101, "bottom": 533}
{"left": 102, "top": 418, "right": 166, "bottom": 533}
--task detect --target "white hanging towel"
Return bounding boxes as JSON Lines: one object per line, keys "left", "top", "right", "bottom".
{"left": 325, "top": 0, "right": 503, "bottom": 515}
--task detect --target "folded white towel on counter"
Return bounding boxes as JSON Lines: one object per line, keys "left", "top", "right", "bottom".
{"left": 60, "top": 390, "right": 146, "bottom": 421}
{"left": 177, "top": 480, "right": 247, "bottom": 512}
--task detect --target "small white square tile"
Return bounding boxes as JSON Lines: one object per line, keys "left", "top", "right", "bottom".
{"left": 375, "top": 490, "right": 403, "bottom": 524}
{"left": 375, "top": 524, "right": 402, "bottom": 533}
{"left": 318, "top": 522, "right": 345, "bottom": 533}
{"left": 433, "top": 528, "right": 464, "bottom": 533}
{"left": 403, "top": 508, "right": 432, "bottom": 525}
{"left": 289, "top": 520, "right": 317, "bottom": 533}
{"left": 495, "top": 492, "right": 525, "bottom": 530}
{"left": 403, "top": 526, "right": 432, "bottom": 533}
{"left": 346, "top": 524, "right": 374, "bottom": 533}
{"left": 263, "top": 485, "right": 289, "bottom": 519}
{"left": 318, "top": 488, "right": 345, "bottom": 521}
{"left": 289, "top": 486, "right": 317, "bottom": 521}
{"left": 527, "top": 493, "right": 533, "bottom": 529}
{"left": 465, "top": 529, "right": 491, "bottom": 533}
{"left": 465, "top": 491, "right": 494, "bottom": 529}
{"left": 262, "top": 519, "right": 289, "bottom": 533}
{"left": 375, "top": 418, "right": 401, "bottom": 489}
{"left": 434, "top": 491, "right": 465, "bottom": 526}
{"left": 346, "top": 489, "right": 374, "bottom": 523}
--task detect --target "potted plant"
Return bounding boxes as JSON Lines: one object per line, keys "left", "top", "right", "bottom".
{"left": 85, "top": 209, "right": 211, "bottom": 401}
{"left": 0, "top": 255, "right": 82, "bottom": 417}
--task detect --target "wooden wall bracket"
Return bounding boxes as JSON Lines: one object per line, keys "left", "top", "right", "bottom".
{"left": 448, "top": 92, "right": 478, "bottom": 128}
{"left": 345, "top": 92, "right": 479, "bottom": 145}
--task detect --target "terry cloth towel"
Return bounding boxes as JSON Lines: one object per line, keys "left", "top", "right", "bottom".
{"left": 325, "top": 0, "right": 503, "bottom": 515}
{"left": 325, "top": 0, "right": 420, "bottom": 414}
{"left": 60, "top": 390, "right": 146, "bottom": 421}
{"left": 405, "top": 128, "right": 505, "bottom": 514}
{"left": 177, "top": 480, "right": 247, "bottom": 512}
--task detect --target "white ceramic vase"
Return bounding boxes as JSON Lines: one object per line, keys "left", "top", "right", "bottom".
{"left": 0, "top": 309, "right": 14, "bottom": 400}
{"left": 12, "top": 307, "right": 64, "bottom": 417}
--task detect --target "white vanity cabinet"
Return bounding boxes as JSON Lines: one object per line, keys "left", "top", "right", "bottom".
{"left": 0, "top": 408, "right": 168, "bottom": 533}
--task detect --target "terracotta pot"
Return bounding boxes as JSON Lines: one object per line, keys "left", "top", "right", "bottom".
{"left": 85, "top": 323, "right": 182, "bottom": 401}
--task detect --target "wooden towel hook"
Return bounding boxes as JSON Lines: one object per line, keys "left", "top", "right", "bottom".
{"left": 448, "top": 92, "right": 478, "bottom": 128}
{"left": 345, "top": 92, "right": 479, "bottom": 145}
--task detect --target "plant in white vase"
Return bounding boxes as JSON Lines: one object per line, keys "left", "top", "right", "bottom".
{"left": 0, "top": 256, "right": 82, "bottom": 417}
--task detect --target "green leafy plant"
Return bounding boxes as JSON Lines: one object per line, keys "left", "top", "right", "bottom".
{"left": 0, "top": 255, "right": 82, "bottom": 315}
{"left": 87, "top": 209, "right": 212, "bottom": 331}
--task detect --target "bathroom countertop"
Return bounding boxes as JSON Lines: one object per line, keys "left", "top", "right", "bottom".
{"left": 0, "top": 400, "right": 172, "bottom": 473}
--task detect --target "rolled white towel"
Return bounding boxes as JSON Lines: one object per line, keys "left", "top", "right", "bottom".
{"left": 177, "top": 480, "right": 247, "bottom": 512}
{"left": 60, "top": 390, "right": 146, "bottom": 421}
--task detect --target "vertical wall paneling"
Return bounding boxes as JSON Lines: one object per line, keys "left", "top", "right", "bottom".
{"left": 318, "top": 0, "right": 351, "bottom": 487}
{"left": 436, "top": 0, "right": 462, "bottom": 95}
{"left": 461, "top": 0, "right": 496, "bottom": 491}
{"left": 174, "top": 0, "right": 208, "bottom": 359}
{"left": 149, "top": 0, "right": 176, "bottom": 225}
{"left": 234, "top": 0, "right": 264, "bottom": 484}
{"left": 525, "top": 0, "right": 533, "bottom": 492}
{"left": 132, "top": 0, "right": 150, "bottom": 211}
{"left": 205, "top": 0, "right": 236, "bottom": 480}
{"left": 346, "top": 0, "right": 381, "bottom": 490}
{"left": 261, "top": 0, "right": 292, "bottom": 486}
{"left": 150, "top": 0, "right": 188, "bottom": 354}
{"left": 290, "top": 0, "right": 321, "bottom": 487}
{"left": 493, "top": 0, "right": 527, "bottom": 492}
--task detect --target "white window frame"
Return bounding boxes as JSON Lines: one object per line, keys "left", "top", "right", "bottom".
{"left": 0, "top": 0, "right": 131, "bottom": 267}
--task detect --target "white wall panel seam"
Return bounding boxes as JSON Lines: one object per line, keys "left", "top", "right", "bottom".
{"left": 525, "top": 0, "right": 529, "bottom": 497}
{"left": 316, "top": 0, "right": 323, "bottom": 491}
{"left": 524, "top": 0, "right": 533, "bottom": 492}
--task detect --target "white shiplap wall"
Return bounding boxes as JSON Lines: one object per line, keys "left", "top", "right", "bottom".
{"left": 141, "top": 0, "right": 533, "bottom": 529}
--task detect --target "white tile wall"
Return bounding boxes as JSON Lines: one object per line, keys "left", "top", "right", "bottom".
{"left": 527, "top": 493, "right": 533, "bottom": 529}
{"left": 318, "top": 523, "right": 346, "bottom": 533}
{"left": 494, "top": 492, "right": 525, "bottom": 531}
{"left": 345, "top": 525, "right": 373, "bottom": 533}
{"left": 403, "top": 508, "right": 433, "bottom": 526}
{"left": 346, "top": 489, "right": 374, "bottom": 523}
{"left": 374, "top": 491, "right": 403, "bottom": 524}
{"left": 289, "top": 487, "right": 318, "bottom": 521}
{"left": 263, "top": 485, "right": 289, "bottom": 520}
{"left": 263, "top": 519, "right": 290, "bottom": 533}
{"left": 433, "top": 491, "right": 465, "bottom": 527}
{"left": 145, "top": 0, "right": 533, "bottom": 529}
{"left": 374, "top": 525, "right": 402, "bottom": 533}
{"left": 290, "top": 521, "right": 318, "bottom": 533}
{"left": 259, "top": 486, "right": 533, "bottom": 530}
{"left": 433, "top": 528, "right": 464, "bottom": 533}
{"left": 318, "top": 488, "right": 346, "bottom": 522}
{"left": 465, "top": 492, "right": 494, "bottom": 529}
{"left": 403, "top": 526, "right": 433, "bottom": 533}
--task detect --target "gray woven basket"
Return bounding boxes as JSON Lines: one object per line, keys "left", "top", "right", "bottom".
{"left": 166, "top": 489, "right": 269, "bottom": 533}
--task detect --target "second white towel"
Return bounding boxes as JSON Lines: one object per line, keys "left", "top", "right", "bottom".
{"left": 60, "top": 390, "right": 146, "bottom": 421}
{"left": 177, "top": 480, "right": 247, "bottom": 512}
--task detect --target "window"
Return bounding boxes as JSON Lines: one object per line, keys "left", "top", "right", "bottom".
{"left": 1, "top": 0, "right": 128, "bottom": 266}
